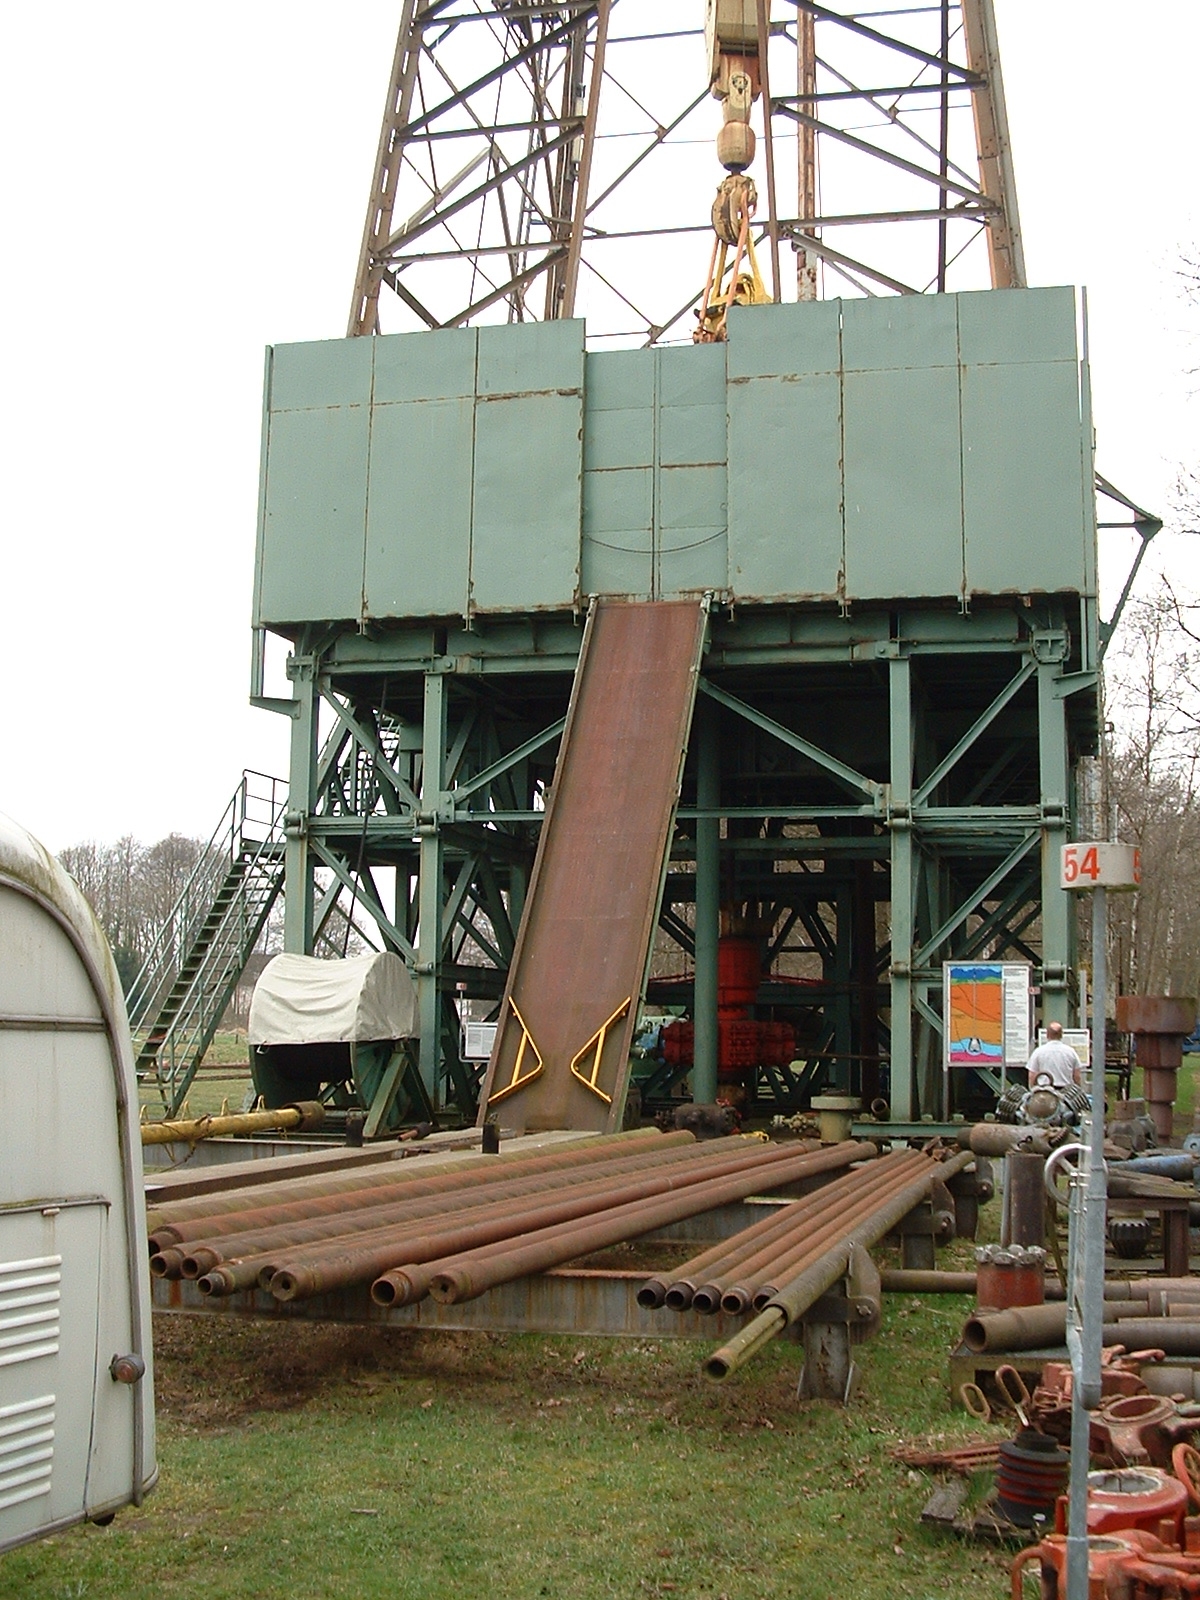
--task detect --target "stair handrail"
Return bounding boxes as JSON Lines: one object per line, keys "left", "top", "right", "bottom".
{"left": 126, "top": 771, "right": 283, "bottom": 1027}
{"left": 146, "top": 779, "right": 288, "bottom": 1110}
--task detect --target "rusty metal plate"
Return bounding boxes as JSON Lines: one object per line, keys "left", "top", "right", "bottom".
{"left": 478, "top": 600, "right": 707, "bottom": 1134}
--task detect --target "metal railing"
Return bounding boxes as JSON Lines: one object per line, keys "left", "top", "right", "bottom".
{"left": 128, "top": 771, "right": 288, "bottom": 1113}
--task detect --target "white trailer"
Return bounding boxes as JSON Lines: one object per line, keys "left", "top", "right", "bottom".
{"left": 0, "top": 814, "right": 155, "bottom": 1553}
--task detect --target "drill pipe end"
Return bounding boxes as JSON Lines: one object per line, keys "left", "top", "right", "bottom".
{"left": 147, "top": 1227, "right": 184, "bottom": 1254}
{"left": 180, "top": 1247, "right": 220, "bottom": 1280}
{"left": 429, "top": 1268, "right": 471, "bottom": 1304}
{"left": 720, "top": 1287, "right": 752, "bottom": 1316}
{"left": 149, "top": 1250, "right": 185, "bottom": 1280}
{"left": 663, "top": 1281, "right": 697, "bottom": 1312}
{"left": 704, "top": 1307, "right": 787, "bottom": 1382}
{"left": 270, "top": 1269, "right": 308, "bottom": 1302}
{"left": 371, "top": 1270, "right": 421, "bottom": 1307}
{"left": 196, "top": 1269, "right": 234, "bottom": 1297}
{"left": 691, "top": 1284, "right": 725, "bottom": 1315}
{"left": 636, "top": 1279, "right": 668, "bottom": 1310}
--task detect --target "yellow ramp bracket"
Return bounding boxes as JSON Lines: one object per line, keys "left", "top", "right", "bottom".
{"left": 569, "top": 998, "right": 632, "bottom": 1105}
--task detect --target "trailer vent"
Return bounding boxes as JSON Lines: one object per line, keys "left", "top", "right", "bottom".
{"left": 0, "top": 1395, "right": 55, "bottom": 1511}
{"left": 0, "top": 1254, "right": 61, "bottom": 1368}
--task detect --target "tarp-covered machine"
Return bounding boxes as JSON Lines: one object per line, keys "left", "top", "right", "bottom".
{"left": 249, "top": 952, "right": 426, "bottom": 1137}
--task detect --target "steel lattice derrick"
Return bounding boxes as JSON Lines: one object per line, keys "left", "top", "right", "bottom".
{"left": 348, "top": 0, "right": 1023, "bottom": 344}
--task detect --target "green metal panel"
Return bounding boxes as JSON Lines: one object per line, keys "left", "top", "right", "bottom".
{"left": 372, "top": 325, "right": 477, "bottom": 403}
{"left": 655, "top": 345, "right": 727, "bottom": 596}
{"left": 727, "top": 301, "right": 843, "bottom": 601}
{"left": 259, "top": 365, "right": 369, "bottom": 624}
{"left": 269, "top": 335, "right": 373, "bottom": 410}
{"left": 581, "top": 351, "right": 655, "bottom": 595}
{"left": 470, "top": 321, "right": 584, "bottom": 613}
{"left": 956, "top": 285, "right": 1077, "bottom": 365}
{"left": 254, "top": 287, "right": 1096, "bottom": 629}
{"left": 843, "top": 365, "right": 964, "bottom": 601}
{"left": 365, "top": 395, "right": 474, "bottom": 619}
{"left": 841, "top": 291, "right": 958, "bottom": 371}
{"left": 961, "top": 361, "right": 1087, "bottom": 595}
{"left": 581, "top": 467, "right": 654, "bottom": 597}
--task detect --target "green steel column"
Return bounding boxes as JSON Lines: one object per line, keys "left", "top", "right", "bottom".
{"left": 416, "top": 671, "right": 447, "bottom": 1103}
{"left": 1038, "top": 661, "right": 1071, "bottom": 1026}
{"left": 889, "top": 657, "right": 915, "bottom": 1120}
{"left": 692, "top": 698, "right": 720, "bottom": 1104}
{"left": 283, "top": 656, "right": 317, "bottom": 953}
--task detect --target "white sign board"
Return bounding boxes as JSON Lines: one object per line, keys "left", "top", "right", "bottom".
{"left": 1060, "top": 842, "right": 1141, "bottom": 892}
{"left": 462, "top": 1021, "right": 498, "bottom": 1061}
{"left": 1037, "top": 1026, "right": 1092, "bottom": 1070}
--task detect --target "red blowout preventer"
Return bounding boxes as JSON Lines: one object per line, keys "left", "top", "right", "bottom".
{"left": 659, "top": 936, "right": 795, "bottom": 1081}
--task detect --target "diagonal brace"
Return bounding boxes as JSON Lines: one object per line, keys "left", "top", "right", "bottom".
{"left": 698, "top": 680, "right": 882, "bottom": 803}
{"left": 914, "top": 833, "right": 1039, "bottom": 968}
{"left": 310, "top": 840, "right": 415, "bottom": 961}
{"left": 321, "top": 693, "right": 420, "bottom": 813}
{"left": 453, "top": 717, "right": 566, "bottom": 803}
{"left": 913, "top": 660, "right": 1036, "bottom": 807}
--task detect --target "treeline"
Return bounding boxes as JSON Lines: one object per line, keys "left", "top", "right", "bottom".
{"left": 1104, "top": 585, "right": 1200, "bottom": 1000}
{"left": 58, "top": 833, "right": 203, "bottom": 990}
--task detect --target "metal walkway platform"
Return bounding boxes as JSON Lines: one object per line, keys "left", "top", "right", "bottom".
{"left": 479, "top": 600, "right": 706, "bottom": 1135}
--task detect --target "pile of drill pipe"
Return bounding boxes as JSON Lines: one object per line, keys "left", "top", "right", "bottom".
{"left": 638, "top": 1148, "right": 933, "bottom": 1315}
{"left": 703, "top": 1148, "right": 974, "bottom": 1381}
{"left": 964, "top": 1277, "right": 1200, "bottom": 1355}
{"left": 147, "top": 1129, "right": 880, "bottom": 1310}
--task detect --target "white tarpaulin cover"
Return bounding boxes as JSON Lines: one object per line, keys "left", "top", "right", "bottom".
{"left": 249, "top": 952, "right": 418, "bottom": 1045}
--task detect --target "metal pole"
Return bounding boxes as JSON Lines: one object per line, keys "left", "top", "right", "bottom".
{"left": 416, "top": 671, "right": 447, "bottom": 1103}
{"left": 1065, "top": 884, "right": 1108, "bottom": 1599}
{"left": 693, "top": 699, "right": 720, "bottom": 1103}
{"left": 889, "top": 657, "right": 914, "bottom": 1119}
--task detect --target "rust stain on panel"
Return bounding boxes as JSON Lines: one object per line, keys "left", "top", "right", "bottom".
{"left": 478, "top": 599, "right": 706, "bottom": 1134}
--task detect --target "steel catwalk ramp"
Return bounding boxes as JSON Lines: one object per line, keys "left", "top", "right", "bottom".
{"left": 478, "top": 600, "right": 707, "bottom": 1134}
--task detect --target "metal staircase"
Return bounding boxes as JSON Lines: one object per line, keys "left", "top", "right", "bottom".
{"left": 128, "top": 771, "right": 287, "bottom": 1114}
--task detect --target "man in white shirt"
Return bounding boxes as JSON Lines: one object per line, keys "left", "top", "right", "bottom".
{"left": 1025, "top": 1021, "right": 1083, "bottom": 1089}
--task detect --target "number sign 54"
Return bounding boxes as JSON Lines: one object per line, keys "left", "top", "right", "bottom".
{"left": 1060, "top": 842, "right": 1141, "bottom": 892}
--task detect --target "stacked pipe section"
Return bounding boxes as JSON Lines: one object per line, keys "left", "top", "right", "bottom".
{"left": 147, "top": 1129, "right": 879, "bottom": 1313}
{"left": 702, "top": 1147, "right": 974, "bottom": 1380}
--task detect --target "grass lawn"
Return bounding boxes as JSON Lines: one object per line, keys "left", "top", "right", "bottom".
{"left": 2, "top": 1299, "right": 1017, "bottom": 1600}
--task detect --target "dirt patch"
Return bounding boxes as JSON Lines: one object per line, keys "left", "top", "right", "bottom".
{"left": 152, "top": 1315, "right": 486, "bottom": 1426}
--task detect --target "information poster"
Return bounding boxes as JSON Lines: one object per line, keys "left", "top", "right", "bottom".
{"left": 944, "top": 962, "right": 1031, "bottom": 1069}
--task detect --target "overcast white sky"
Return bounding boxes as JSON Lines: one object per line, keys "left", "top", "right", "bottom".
{"left": 2, "top": 3, "right": 1197, "bottom": 853}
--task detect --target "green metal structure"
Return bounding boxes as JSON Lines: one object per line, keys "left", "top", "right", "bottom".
{"left": 244, "top": 286, "right": 1099, "bottom": 1124}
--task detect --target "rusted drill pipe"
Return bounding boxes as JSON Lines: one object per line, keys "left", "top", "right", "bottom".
{"left": 148, "top": 1127, "right": 701, "bottom": 1244}
{"left": 703, "top": 1150, "right": 973, "bottom": 1382}
{"left": 158, "top": 1135, "right": 767, "bottom": 1278}
{"left": 675, "top": 1155, "right": 906, "bottom": 1313}
{"left": 879, "top": 1270, "right": 978, "bottom": 1294}
{"left": 723, "top": 1154, "right": 934, "bottom": 1315}
{"left": 148, "top": 1130, "right": 704, "bottom": 1252}
{"left": 199, "top": 1137, "right": 831, "bottom": 1296}
{"left": 141, "top": 1101, "right": 325, "bottom": 1145}
{"left": 178, "top": 1135, "right": 820, "bottom": 1283}
{"left": 638, "top": 1142, "right": 880, "bottom": 1309}
{"left": 1099, "top": 1321, "right": 1200, "bottom": 1356}
{"left": 147, "top": 1126, "right": 686, "bottom": 1235}
{"left": 407, "top": 1144, "right": 917, "bottom": 1310}
{"left": 265, "top": 1139, "right": 857, "bottom": 1304}
{"left": 742, "top": 1160, "right": 945, "bottom": 1315}
{"left": 692, "top": 1154, "right": 926, "bottom": 1314}
{"left": 963, "top": 1299, "right": 1150, "bottom": 1353}
{"left": 706, "top": 1152, "right": 928, "bottom": 1314}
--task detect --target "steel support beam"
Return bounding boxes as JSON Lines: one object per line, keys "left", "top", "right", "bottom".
{"left": 417, "top": 671, "right": 447, "bottom": 1101}
{"left": 1038, "top": 662, "right": 1071, "bottom": 1024}
{"left": 283, "top": 657, "right": 317, "bottom": 952}
{"left": 889, "top": 657, "right": 914, "bottom": 1120}
{"left": 692, "top": 699, "right": 720, "bottom": 1104}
